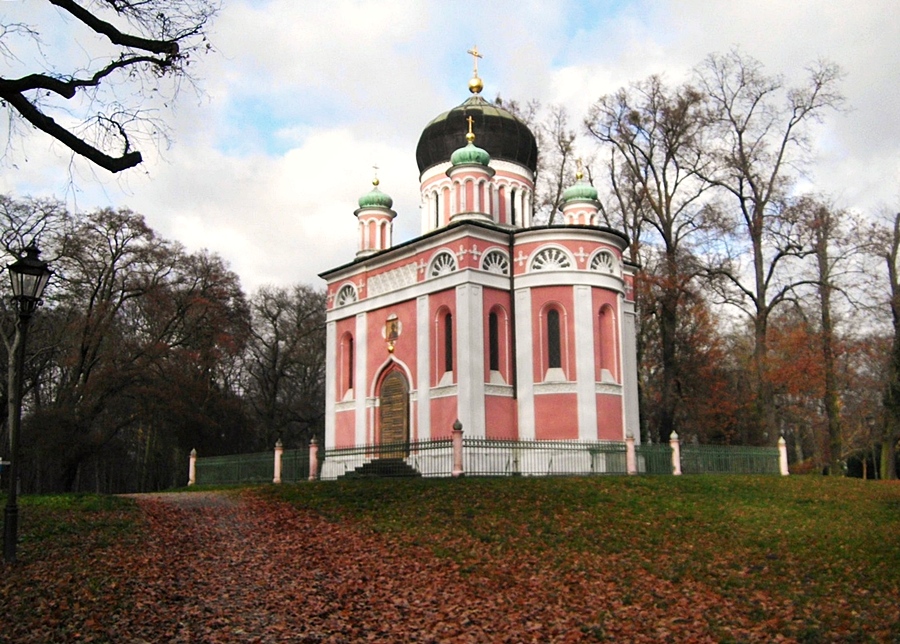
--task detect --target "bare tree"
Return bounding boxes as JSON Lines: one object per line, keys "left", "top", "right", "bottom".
{"left": 0, "top": 0, "right": 218, "bottom": 173}
{"left": 875, "top": 212, "right": 900, "bottom": 479}
{"left": 245, "top": 285, "right": 327, "bottom": 449}
{"left": 696, "top": 50, "right": 844, "bottom": 444}
{"left": 586, "top": 75, "right": 712, "bottom": 441}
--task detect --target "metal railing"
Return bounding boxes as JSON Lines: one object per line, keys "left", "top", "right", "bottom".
{"left": 636, "top": 444, "right": 674, "bottom": 475}
{"left": 191, "top": 435, "right": 786, "bottom": 485}
{"left": 462, "top": 438, "right": 627, "bottom": 476}
{"left": 194, "top": 451, "right": 273, "bottom": 485}
{"left": 320, "top": 439, "right": 453, "bottom": 480}
{"left": 280, "top": 448, "right": 312, "bottom": 483}
{"left": 681, "top": 444, "right": 780, "bottom": 475}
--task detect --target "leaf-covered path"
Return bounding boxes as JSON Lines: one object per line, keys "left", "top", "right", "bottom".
{"left": 119, "top": 491, "right": 561, "bottom": 643}
{"left": 4, "top": 481, "right": 898, "bottom": 642}
{"left": 108, "top": 492, "right": 761, "bottom": 643}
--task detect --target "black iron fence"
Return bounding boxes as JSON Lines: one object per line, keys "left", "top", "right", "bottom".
{"left": 190, "top": 434, "right": 787, "bottom": 485}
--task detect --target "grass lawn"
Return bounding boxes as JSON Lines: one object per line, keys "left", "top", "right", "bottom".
{"left": 0, "top": 476, "right": 898, "bottom": 642}
{"left": 263, "top": 475, "right": 900, "bottom": 641}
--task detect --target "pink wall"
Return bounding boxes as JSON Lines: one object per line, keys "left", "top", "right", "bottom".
{"left": 366, "top": 299, "right": 419, "bottom": 395}
{"left": 534, "top": 394, "right": 579, "bottom": 439}
{"left": 334, "top": 410, "right": 355, "bottom": 448}
{"left": 430, "top": 396, "right": 458, "bottom": 439}
{"left": 485, "top": 396, "right": 517, "bottom": 439}
{"left": 596, "top": 394, "right": 623, "bottom": 440}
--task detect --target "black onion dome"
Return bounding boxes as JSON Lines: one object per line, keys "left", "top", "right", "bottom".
{"left": 416, "top": 95, "right": 538, "bottom": 175}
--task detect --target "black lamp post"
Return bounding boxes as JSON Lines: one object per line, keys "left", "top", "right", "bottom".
{"left": 4, "top": 243, "right": 52, "bottom": 563}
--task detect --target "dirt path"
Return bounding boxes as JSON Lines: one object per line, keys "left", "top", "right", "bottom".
{"left": 118, "top": 491, "right": 578, "bottom": 643}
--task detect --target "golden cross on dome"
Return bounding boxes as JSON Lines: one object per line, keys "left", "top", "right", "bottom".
{"left": 466, "top": 115, "right": 475, "bottom": 142}
{"left": 372, "top": 163, "right": 380, "bottom": 186}
{"left": 576, "top": 158, "right": 584, "bottom": 180}
{"left": 467, "top": 45, "right": 483, "bottom": 76}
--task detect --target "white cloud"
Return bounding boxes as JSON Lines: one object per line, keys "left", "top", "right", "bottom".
{"left": 1, "top": 0, "right": 898, "bottom": 295}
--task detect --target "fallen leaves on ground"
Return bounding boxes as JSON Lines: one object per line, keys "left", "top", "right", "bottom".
{"left": 1, "top": 481, "right": 898, "bottom": 642}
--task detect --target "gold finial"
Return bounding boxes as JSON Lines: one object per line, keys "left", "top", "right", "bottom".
{"left": 372, "top": 164, "right": 380, "bottom": 187}
{"left": 466, "top": 115, "right": 475, "bottom": 143}
{"left": 467, "top": 45, "right": 484, "bottom": 94}
{"left": 575, "top": 158, "right": 584, "bottom": 181}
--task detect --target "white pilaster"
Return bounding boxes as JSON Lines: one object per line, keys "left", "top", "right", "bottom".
{"left": 324, "top": 320, "right": 337, "bottom": 449}
{"left": 574, "top": 285, "right": 598, "bottom": 440}
{"left": 515, "top": 287, "right": 535, "bottom": 440}
{"left": 456, "top": 283, "right": 486, "bottom": 437}
{"left": 355, "top": 312, "right": 368, "bottom": 447}
{"left": 417, "top": 295, "right": 431, "bottom": 440}
{"left": 622, "top": 296, "right": 640, "bottom": 442}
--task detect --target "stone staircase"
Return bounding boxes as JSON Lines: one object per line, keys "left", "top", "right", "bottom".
{"left": 341, "top": 458, "right": 422, "bottom": 479}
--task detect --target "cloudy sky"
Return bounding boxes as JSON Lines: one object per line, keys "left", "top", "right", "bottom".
{"left": 2, "top": 0, "right": 898, "bottom": 293}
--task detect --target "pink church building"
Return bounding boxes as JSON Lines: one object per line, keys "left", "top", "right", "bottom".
{"left": 320, "top": 68, "right": 640, "bottom": 473}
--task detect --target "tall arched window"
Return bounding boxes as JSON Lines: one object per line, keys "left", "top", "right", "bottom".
{"left": 598, "top": 305, "right": 617, "bottom": 382}
{"left": 434, "top": 191, "right": 440, "bottom": 229}
{"left": 488, "top": 311, "right": 499, "bottom": 371}
{"left": 510, "top": 188, "right": 518, "bottom": 226}
{"left": 547, "top": 309, "right": 561, "bottom": 369}
{"left": 444, "top": 312, "right": 453, "bottom": 372}
{"left": 340, "top": 333, "right": 354, "bottom": 399}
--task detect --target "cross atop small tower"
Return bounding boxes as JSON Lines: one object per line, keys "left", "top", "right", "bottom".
{"left": 466, "top": 115, "right": 476, "bottom": 143}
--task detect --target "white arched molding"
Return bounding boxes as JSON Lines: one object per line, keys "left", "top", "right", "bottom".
{"left": 481, "top": 249, "right": 510, "bottom": 275}
{"left": 589, "top": 249, "right": 621, "bottom": 276}
{"left": 429, "top": 250, "right": 458, "bottom": 277}
{"left": 336, "top": 283, "right": 358, "bottom": 306}
{"left": 530, "top": 246, "right": 575, "bottom": 272}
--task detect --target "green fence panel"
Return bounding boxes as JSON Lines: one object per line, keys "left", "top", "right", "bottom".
{"left": 281, "top": 448, "right": 311, "bottom": 482}
{"left": 195, "top": 451, "right": 273, "bottom": 485}
{"left": 681, "top": 444, "right": 780, "bottom": 474}
{"left": 636, "top": 444, "right": 673, "bottom": 475}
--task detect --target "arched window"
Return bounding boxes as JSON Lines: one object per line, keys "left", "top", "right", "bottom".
{"left": 444, "top": 311, "right": 453, "bottom": 372}
{"left": 510, "top": 188, "right": 517, "bottom": 226}
{"left": 488, "top": 311, "right": 499, "bottom": 372}
{"left": 598, "top": 305, "right": 618, "bottom": 382}
{"left": 340, "top": 333, "right": 355, "bottom": 399}
{"left": 547, "top": 309, "right": 561, "bottom": 369}
{"left": 434, "top": 191, "right": 440, "bottom": 229}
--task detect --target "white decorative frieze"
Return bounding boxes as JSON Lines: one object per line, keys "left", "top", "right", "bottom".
{"left": 367, "top": 263, "right": 419, "bottom": 297}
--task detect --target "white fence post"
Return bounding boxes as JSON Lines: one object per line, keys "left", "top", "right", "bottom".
{"left": 273, "top": 439, "right": 284, "bottom": 484}
{"left": 670, "top": 431, "right": 682, "bottom": 476}
{"left": 625, "top": 432, "right": 637, "bottom": 475}
{"left": 778, "top": 436, "right": 789, "bottom": 476}
{"left": 188, "top": 448, "right": 197, "bottom": 486}
{"left": 309, "top": 437, "right": 319, "bottom": 481}
{"left": 451, "top": 420, "right": 464, "bottom": 477}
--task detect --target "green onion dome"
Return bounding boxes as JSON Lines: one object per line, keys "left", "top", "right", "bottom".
{"left": 450, "top": 139, "right": 491, "bottom": 167}
{"left": 562, "top": 174, "right": 598, "bottom": 203}
{"left": 358, "top": 178, "right": 393, "bottom": 209}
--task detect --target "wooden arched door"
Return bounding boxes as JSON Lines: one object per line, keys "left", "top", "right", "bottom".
{"left": 379, "top": 370, "right": 409, "bottom": 457}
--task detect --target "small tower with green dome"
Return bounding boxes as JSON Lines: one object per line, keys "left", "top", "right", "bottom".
{"left": 560, "top": 160, "right": 601, "bottom": 226}
{"left": 354, "top": 174, "right": 397, "bottom": 257}
{"left": 444, "top": 117, "right": 495, "bottom": 223}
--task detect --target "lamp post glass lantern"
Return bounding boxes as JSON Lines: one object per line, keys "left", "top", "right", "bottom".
{"left": 3, "top": 243, "right": 52, "bottom": 563}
